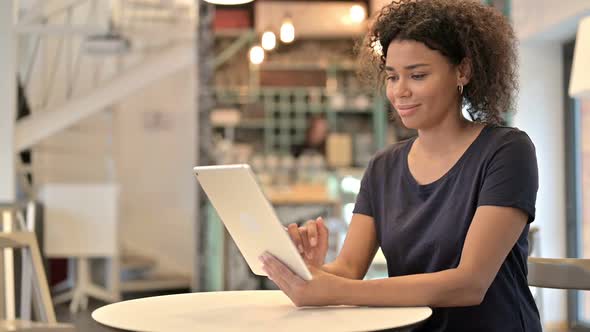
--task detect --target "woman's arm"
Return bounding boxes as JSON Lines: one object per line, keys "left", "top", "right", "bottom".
{"left": 336, "top": 205, "right": 528, "bottom": 307}
{"left": 262, "top": 202, "right": 528, "bottom": 308}
{"left": 321, "top": 213, "right": 379, "bottom": 279}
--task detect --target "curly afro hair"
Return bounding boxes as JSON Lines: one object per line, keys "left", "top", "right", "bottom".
{"left": 359, "top": 0, "right": 518, "bottom": 124}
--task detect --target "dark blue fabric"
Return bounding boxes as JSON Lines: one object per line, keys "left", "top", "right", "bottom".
{"left": 353, "top": 125, "right": 541, "bottom": 332}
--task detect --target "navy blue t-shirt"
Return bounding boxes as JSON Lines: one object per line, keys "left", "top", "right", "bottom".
{"left": 353, "top": 125, "right": 541, "bottom": 332}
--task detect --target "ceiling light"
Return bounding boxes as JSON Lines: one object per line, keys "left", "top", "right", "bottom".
{"left": 280, "top": 17, "right": 295, "bottom": 43}
{"left": 203, "top": 0, "right": 254, "bottom": 5}
{"left": 249, "top": 45, "right": 265, "bottom": 65}
{"left": 350, "top": 4, "right": 366, "bottom": 23}
{"left": 261, "top": 31, "right": 276, "bottom": 51}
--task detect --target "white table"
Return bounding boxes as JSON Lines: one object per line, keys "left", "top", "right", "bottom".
{"left": 92, "top": 290, "right": 432, "bottom": 332}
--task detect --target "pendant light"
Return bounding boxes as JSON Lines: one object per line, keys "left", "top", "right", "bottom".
{"left": 261, "top": 30, "right": 276, "bottom": 51}
{"left": 280, "top": 15, "right": 295, "bottom": 43}
{"left": 203, "top": 0, "right": 254, "bottom": 5}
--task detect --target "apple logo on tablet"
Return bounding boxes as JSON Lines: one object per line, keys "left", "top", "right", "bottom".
{"left": 239, "top": 212, "right": 261, "bottom": 232}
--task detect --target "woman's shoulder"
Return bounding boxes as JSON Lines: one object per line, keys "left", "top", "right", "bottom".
{"left": 366, "top": 137, "right": 415, "bottom": 172}
{"left": 484, "top": 124, "right": 535, "bottom": 150}
{"left": 477, "top": 124, "right": 537, "bottom": 169}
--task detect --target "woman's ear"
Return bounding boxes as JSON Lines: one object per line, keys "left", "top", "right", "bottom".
{"left": 457, "top": 57, "right": 473, "bottom": 86}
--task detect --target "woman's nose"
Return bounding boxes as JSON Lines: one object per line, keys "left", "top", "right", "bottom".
{"left": 393, "top": 79, "right": 411, "bottom": 99}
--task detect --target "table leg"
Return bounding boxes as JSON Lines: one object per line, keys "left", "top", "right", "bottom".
{"left": 68, "top": 257, "right": 118, "bottom": 313}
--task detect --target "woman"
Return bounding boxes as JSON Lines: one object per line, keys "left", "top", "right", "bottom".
{"left": 259, "top": 0, "right": 541, "bottom": 331}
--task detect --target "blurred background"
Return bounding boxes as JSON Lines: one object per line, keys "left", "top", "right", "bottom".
{"left": 1, "top": 0, "right": 589, "bottom": 331}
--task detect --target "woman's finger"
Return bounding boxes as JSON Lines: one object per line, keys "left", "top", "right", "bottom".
{"left": 299, "top": 227, "right": 313, "bottom": 259}
{"left": 306, "top": 220, "right": 318, "bottom": 247}
{"left": 265, "top": 253, "right": 304, "bottom": 287}
{"left": 261, "top": 255, "right": 292, "bottom": 293}
{"left": 316, "top": 217, "right": 329, "bottom": 247}
{"left": 287, "top": 223, "right": 304, "bottom": 254}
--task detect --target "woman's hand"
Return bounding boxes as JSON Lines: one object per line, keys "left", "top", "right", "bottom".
{"left": 259, "top": 252, "right": 345, "bottom": 307}
{"left": 286, "top": 217, "right": 329, "bottom": 267}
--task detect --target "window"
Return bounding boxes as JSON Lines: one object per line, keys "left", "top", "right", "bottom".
{"left": 565, "top": 38, "right": 590, "bottom": 330}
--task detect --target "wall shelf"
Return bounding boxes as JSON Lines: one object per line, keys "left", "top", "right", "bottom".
{"left": 213, "top": 87, "right": 389, "bottom": 157}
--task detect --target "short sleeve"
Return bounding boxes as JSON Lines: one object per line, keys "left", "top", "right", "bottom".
{"left": 477, "top": 131, "right": 539, "bottom": 223}
{"left": 353, "top": 159, "right": 375, "bottom": 217}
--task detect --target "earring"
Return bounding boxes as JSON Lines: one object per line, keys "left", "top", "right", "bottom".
{"left": 458, "top": 84, "right": 464, "bottom": 96}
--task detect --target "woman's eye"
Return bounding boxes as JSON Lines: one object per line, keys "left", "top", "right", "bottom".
{"left": 411, "top": 73, "right": 427, "bottom": 80}
{"left": 386, "top": 76, "right": 399, "bottom": 82}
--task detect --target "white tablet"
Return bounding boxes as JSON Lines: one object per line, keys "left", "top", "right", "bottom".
{"left": 193, "top": 164, "right": 312, "bottom": 281}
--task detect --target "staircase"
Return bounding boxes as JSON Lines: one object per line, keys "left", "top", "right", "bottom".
{"left": 119, "top": 253, "right": 190, "bottom": 294}
{"left": 14, "top": 0, "right": 196, "bottom": 307}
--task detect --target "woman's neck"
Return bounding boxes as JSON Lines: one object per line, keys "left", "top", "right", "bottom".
{"left": 415, "top": 117, "right": 482, "bottom": 159}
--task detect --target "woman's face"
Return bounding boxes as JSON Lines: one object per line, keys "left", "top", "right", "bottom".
{"left": 384, "top": 39, "right": 462, "bottom": 130}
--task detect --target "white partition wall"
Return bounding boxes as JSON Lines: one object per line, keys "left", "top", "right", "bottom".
{"left": 39, "top": 183, "right": 120, "bottom": 312}
{"left": 39, "top": 184, "right": 119, "bottom": 257}
{"left": 0, "top": 0, "right": 17, "bottom": 321}
{"left": 0, "top": 1, "right": 17, "bottom": 203}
